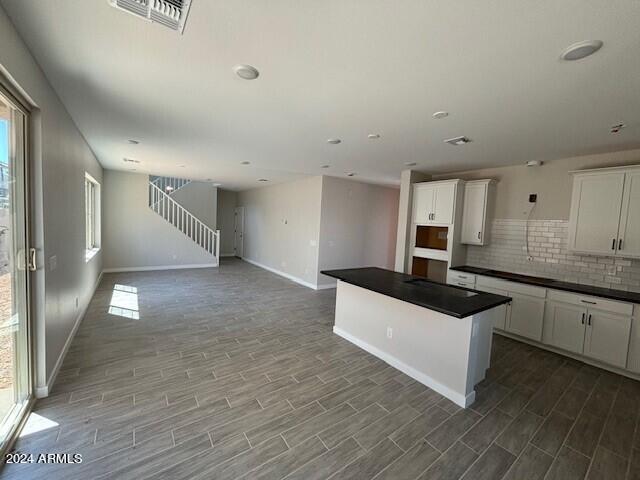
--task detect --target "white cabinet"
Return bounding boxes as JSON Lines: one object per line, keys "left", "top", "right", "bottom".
{"left": 478, "top": 286, "right": 509, "bottom": 330}
{"left": 433, "top": 182, "right": 456, "bottom": 224}
{"left": 628, "top": 316, "right": 640, "bottom": 374}
{"left": 412, "top": 181, "right": 457, "bottom": 225}
{"left": 461, "top": 180, "right": 494, "bottom": 245}
{"left": 568, "top": 166, "right": 640, "bottom": 257}
{"left": 413, "top": 184, "right": 434, "bottom": 224}
{"left": 544, "top": 301, "right": 587, "bottom": 354}
{"left": 618, "top": 170, "right": 640, "bottom": 257}
{"left": 583, "top": 309, "right": 632, "bottom": 368}
{"left": 506, "top": 292, "right": 546, "bottom": 341}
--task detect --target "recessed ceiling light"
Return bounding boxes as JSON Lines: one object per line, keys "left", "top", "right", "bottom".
{"left": 233, "top": 64, "right": 260, "bottom": 80}
{"left": 560, "top": 40, "right": 603, "bottom": 61}
{"left": 405, "top": 162, "right": 417, "bottom": 166}
{"left": 241, "top": 161, "right": 250, "bottom": 165}
{"left": 321, "top": 165, "right": 330, "bottom": 169}
{"left": 346, "top": 172, "right": 356, "bottom": 177}
{"left": 123, "top": 157, "right": 140, "bottom": 164}
{"left": 327, "top": 138, "right": 342, "bottom": 145}
{"left": 258, "top": 178, "right": 269, "bottom": 182}
{"left": 432, "top": 111, "right": 449, "bottom": 119}
{"left": 127, "top": 139, "right": 140, "bottom": 144}
{"left": 444, "top": 136, "right": 472, "bottom": 146}
{"left": 367, "top": 134, "right": 381, "bottom": 139}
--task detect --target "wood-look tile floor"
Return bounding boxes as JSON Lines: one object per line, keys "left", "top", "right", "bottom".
{"left": 3, "top": 258, "right": 640, "bottom": 480}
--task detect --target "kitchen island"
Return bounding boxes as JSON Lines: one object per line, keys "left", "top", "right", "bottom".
{"left": 322, "top": 267, "right": 511, "bottom": 407}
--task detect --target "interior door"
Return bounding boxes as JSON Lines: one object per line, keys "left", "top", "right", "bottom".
{"left": 617, "top": 171, "right": 640, "bottom": 257}
{"left": 433, "top": 183, "right": 455, "bottom": 224}
{"left": 583, "top": 309, "right": 631, "bottom": 368}
{"left": 413, "top": 184, "right": 434, "bottom": 224}
{"left": 461, "top": 183, "right": 486, "bottom": 244}
{"left": 569, "top": 173, "right": 625, "bottom": 254}
{"left": 0, "top": 91, "right": 32, "bottom": 452}
{"left": 544, "top": 301, "right": 587, "bottom": 354}
{"left": 234, "top": 206, "right": 244, "bottom": 258}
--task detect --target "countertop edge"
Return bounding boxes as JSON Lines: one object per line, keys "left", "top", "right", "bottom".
{"left": 322, "top": 269, "right": 512, "bottom": 318}
{"left": 451, "top": 266, "right": 640, "bottom": 304}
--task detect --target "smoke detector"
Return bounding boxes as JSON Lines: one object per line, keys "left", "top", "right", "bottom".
{"left": 109, "top": 0, "right": 193, "bottom": 34}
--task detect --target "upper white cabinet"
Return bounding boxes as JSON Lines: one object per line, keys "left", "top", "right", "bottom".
{"left": 412, "top": 180, "right": 457, "bottom": 225}
{"left": 461, "top": 180, "right": 495, "bottom": 245}
{"left": 618, "top": 170, "right": 640, "bottom": 257}
{"left": 568, "top": 166, "right": 640, "bottom": 257}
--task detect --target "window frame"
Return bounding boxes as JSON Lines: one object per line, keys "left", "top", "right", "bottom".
{"left": 84, "top": 172, "right": 100, "bottom": 261}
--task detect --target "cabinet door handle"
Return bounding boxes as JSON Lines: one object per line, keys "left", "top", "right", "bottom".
{"left": 618, "top": 239, "right": 623, "bottom": 250}
{"left": 612, "top": 238, "right": 616, "bottom": 250}
{"left": 580, "top": 299, "right": 597, "bottom": 305}
{"left": 581, "top": 313, "right": 585, "bottom": 325}
{"left": 477, "top": 231, "right": 481, "bottom": 240}
{"left": 587, "top": 314, "right": 592, "bottom": 326}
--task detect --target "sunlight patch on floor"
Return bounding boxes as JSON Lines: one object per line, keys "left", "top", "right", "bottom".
{"left": 108, "top": 284, "right": 140, "bottom": 320}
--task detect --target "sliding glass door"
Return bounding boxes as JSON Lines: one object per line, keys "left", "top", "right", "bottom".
{"left": 0, "top": 90, "right": 32, "bottom": 451}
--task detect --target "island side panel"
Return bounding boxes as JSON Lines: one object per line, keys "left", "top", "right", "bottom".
{"left": 333, "top": 280, "right": 477, "bottom": 407}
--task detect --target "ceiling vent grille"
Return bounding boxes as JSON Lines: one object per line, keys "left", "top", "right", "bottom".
{"left": 109, "top": 0, "right": 192, "bottom": 34}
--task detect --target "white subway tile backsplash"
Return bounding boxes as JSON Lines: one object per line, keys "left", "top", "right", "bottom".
{"left": 465, "top": 219, "right": 640, "bottom": 292}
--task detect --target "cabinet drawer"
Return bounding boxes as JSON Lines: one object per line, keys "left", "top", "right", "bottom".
{"left": 476, "top": 276, "right": 546, "bottom": 299}
{"left": 448, "top": 270, "right": 476, "bottom": 284}
{"left": 547, "top": 290, "right": 633, "bottom": 316}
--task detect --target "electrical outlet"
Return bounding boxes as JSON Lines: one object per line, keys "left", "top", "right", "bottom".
{"left": 386, "top": 327, "right": 393, "bottom": 339}
{"left": 606, "top": 264, "right": 617, "bottom": 276}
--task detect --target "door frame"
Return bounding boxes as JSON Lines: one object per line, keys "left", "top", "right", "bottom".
{"left": 0, "top": 75, "right": 36, "bottom": 458}
{"left": 234, "top": 206, "right": 244, "bottom": 258}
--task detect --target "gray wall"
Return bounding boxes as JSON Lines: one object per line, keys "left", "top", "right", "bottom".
{"left": 238, "top": 176, "right": 323, "bottom": 287}
{"left": 216, "top": 188, "right": 237, "bottom": 256}
{"left": 103, "top": 170, "right": 215, "bottom": 270}
{"left": 0, "top": 6, "right": 103, "bottom": 389}
{"left": 317, "top": 176, "right": 399, "bottom": 287}
{"left": 170, "top": 181, "right": 217, "bottom": 230}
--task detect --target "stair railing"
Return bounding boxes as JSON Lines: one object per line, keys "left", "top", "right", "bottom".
{"left": 148, "top": 181, "right": 220, "bottom": 263}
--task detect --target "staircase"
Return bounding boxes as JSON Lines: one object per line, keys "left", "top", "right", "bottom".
{"left": 148, "top": 176, "right": 220, "bottom": 265}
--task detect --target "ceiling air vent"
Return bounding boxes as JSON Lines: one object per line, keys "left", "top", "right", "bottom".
{"left": 109, "top": 0, "right": 192, "bottom": 34}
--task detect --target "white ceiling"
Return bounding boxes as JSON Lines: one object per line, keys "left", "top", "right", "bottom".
{"left": 2, "top": 0, "right": 640, "bottom": 190}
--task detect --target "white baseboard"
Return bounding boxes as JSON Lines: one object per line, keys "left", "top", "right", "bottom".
{"left": 102, "top": 263, "right": 217, "bottom": 273}
{"left": 220, "top": 253, "right": 236, "bottom": 257}
{"left": 242, "top": 258, "right": 320, "bottom": 290}
{"left": 333, "top": 326, "right": 474, "bottom": 408}
{"left": 36, "top": 271, "right": 104, "bottom": 398}
{"left": 316, "top": 283, "right": 337, "bottom": 290}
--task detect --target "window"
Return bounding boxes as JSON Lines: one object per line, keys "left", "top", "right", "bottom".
{"left": 85, "top": 172, "right": 100, "bottom": 261}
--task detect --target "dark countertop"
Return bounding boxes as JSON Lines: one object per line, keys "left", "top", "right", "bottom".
{"left": 321, "top": 267, "right": 511, "bottom": 318}
{"left": 451, "top": 266, "right": 640, "bottom": 304}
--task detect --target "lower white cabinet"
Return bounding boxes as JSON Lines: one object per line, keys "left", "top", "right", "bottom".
{"left": 583, "top": 310, "right": 632, "bottom": 368}
{"left": 477, "top": 286, "right": 508, "bottom": 330}
{"left": 544, "top": 301, "right": 587, "bottom": 354}
{"left": 628, "top": 318, "right": 640, "bottom": 374}
{"left": 506, "top": 292, "right": 546, "bottom": 341}
{"left": 469, "top": 271, "right": 637, "bottom": 372}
